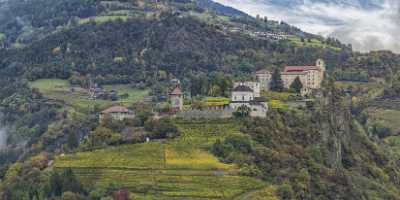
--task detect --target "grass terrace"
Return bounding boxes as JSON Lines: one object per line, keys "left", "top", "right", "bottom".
{"left": 367, "top": 108, "right": 400, "bottom": 134}
{"left": 287, "top": 36, "right": 341, "bottom": 51}
{"left": 261, "top": 91, "right": 296, "bottom": 101}
{"left": 203, "top": 97, "right": 231, "bottom": 107}
{"left": 29, "top": 79, "right": 148, "bottom": 113}
{"left": 54, "top": 120, "right": 272, "bottom": 199}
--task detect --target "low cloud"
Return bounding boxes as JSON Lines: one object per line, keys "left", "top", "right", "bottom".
{"left": 214, "top": 0, "right": 400, "bottom": 53}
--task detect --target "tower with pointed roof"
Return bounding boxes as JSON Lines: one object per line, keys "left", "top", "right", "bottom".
{"left": 169, "top": 86, "right": 183, "bottom": 112}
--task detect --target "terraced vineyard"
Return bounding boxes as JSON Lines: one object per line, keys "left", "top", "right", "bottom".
{"left": 55, "top": 121, "right": 275, "bottom": 199}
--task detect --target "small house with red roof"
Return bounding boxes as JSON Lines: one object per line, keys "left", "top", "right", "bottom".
{"left": 169, "top": 86, "right": 183, "bottom": 112}
{"left": 100, "top": 106, "right": 135, "bottom": 121}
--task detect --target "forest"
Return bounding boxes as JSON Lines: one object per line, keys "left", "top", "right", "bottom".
{"left": 1, "top": 0, "right": 400, "bottom": 199}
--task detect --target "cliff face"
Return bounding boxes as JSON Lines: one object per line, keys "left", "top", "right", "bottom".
{"left": 239, "top": 79, "right": 400, "bottom": 199}
{"left": 316, "top": 79, "right": 400, "bottom": 199}
{"left": 319, "top": 79, "right": 352, "bottom": 169}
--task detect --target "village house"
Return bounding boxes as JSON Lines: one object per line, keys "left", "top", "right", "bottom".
{"left": 100, "top": 106, "right": 135, "bottom": 121}
{"left": 256, "top": 59, "right": 326, "bottom": 95}
{"left": 169, "top": 86, "right": 184, "bottom": 112}
{"left": 230, "top": 83, "right": 268, "bottom": 118}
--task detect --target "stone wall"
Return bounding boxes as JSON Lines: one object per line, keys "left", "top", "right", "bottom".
{"left": 177, "top": 109, "right": 233, "bottom": 120}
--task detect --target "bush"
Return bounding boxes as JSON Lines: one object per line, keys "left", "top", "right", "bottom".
{"left": 212, "top": 134, "right": 254, "bottom": 163}
{"left": 370, "top": 123, "right": 392, "bottom": 139}
{"left": 277, "top": 183, "right": 294, "bottom": 200}
{"left": 144, "top": 119, "right": 180, "bottom": 139}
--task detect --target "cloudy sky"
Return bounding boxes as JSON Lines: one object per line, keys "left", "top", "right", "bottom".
{"left": 213, "top": 0, "right": 400, "bottom": 53}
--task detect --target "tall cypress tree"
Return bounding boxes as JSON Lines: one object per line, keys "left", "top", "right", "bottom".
{"left": 290, "top": 76, "right": 303, "bottom": 93}
{"left": 270, "top": 68, "right": 284, "bottom": 92}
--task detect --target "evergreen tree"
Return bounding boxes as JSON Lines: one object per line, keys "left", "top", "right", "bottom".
{"left": 62, "top": 168, "right": 84, "bottom": 194}
{"left": 270, "top": 68, "right": 284, "bottom": 92}
{"left": 290, "top": 76, "right": 303, "bottom": 93}
{"left": 233, "top": 105, "right": 251, "bottom": 118}
{"left": 48, "top": 171, "right": 63, "bottom": 197}
{"left": 67, "top": 132, "right": 79, "bottom": 150}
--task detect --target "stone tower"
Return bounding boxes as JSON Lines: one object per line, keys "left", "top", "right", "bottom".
{"left": 316, "top": 59, "right": 326, "bottom": 72}
{"left": 316, "top": 59, "right": 326, "bottom": 80}
{"left": 169, "top": 86, "right": 183, "bottom": 112}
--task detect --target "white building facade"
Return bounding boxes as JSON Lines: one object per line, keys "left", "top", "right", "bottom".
{"left": 230, "top": 84, "right": 268, "bottom": 118}
{"left": 255, "top": 59, "right": 326, "bottom": 95}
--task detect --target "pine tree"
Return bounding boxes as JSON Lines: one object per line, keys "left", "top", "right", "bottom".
{"left": 290, "top": 76, "right": 303, "bottom": 93}
{"left": 62, "top": 168, "right": 84, "bottom": 194}
{"left": 270, "top": 68, "right": 284, "bottom": 92}
{"left": 48, "top": 171, "right": 63, "bottom": 197}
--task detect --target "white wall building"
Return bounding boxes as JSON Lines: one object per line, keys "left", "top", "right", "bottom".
{"left": 255, "top": 59, "right": 326, "bottom": 95}
{"left": 100, "top": 106, "right": 135, "bottom": 121}
{"left": 230, "top": 84, "right": 268, "bottom": 118}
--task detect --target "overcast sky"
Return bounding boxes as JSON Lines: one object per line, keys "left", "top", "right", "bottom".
{"left": 214, "top": 0, "right": 400, "bottom": 53}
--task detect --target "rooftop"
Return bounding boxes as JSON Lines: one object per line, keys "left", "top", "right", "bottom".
{"left": 283, "top": 66, "right": 320, "bottom": 73}
{"left": 232, "top": 85, "right": 253, "bottom": 92}
{"left": 170, "top": 87, "right": 183, "bottom": 95}
{"left": 102, "top": 106, "right": 133, "bottom": 114}
{"left": 256, "top": 69, "right": 272, "bottom": 74}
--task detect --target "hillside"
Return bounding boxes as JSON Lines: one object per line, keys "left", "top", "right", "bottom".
{"left": 1, "top": 0, "right": 400, "bottom": 200}
{"left": 53, "top": 120, "right": 276, "bottom": 199}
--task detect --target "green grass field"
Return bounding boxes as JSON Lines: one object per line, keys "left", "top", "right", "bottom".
{"left": 367, "top": 108, "right": 400, "bottom": 134}
{"left": 103, "top": 84, "right": 149, "bottom": 107}
{"left": 287, "top": 36, "right": 341, "bottom": 51}
{"left": 79, "top": 16, "right": 132, "bottom": 25}
{"left": 335, "top": 80, "right": 385, "bottom": 99}
{"left": 55, "top": 120, "right": 273, "bottom": 199}
{"left": 29, "top": 79, "right": 148, "bottom": 112}
{"left": 261, "top": 91, "right": 296, "bottom": 101}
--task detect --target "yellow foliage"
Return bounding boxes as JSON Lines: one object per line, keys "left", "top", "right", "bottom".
{"left": 166, "top": 144, "right": 235, "bottom": 170}
{"left": 52, "top": 46, "right": 61, "bottom": 55}
{"left": 31, "top": 153, "right": 49, "bottom": 170}
{"left": 2, "top": 163, "right": 22, "bottom": 186}
{"left": 113, "top": 56, "right": 127, "bottom": 62}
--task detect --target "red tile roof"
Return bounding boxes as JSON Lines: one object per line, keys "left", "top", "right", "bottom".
{"left": 283, "top": 66, "right": 320, "bottom": 73}
{"left": 170, "top": 87, "right": 183, "bottom": 95}
{"left": 102, "top": 106, "right": 133, "bottom": 114}
{"left": 256, "top": 69, "right": 272, "bottom": 74}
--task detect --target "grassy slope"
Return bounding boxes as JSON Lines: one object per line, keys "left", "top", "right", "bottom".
{"left": 287, "top": 36, "right": 341, "bottom": 51}
{"left": 103, "top": 84, "right": 149, "bottom": 107}
{"left": 54, "top": 120, "right": 275, "bottom": 199}
{"left": 367, "top": 109, "right": 400, "bottom": 134}
{"left": 28, "top": 79, "right": 148, "bottom": 110}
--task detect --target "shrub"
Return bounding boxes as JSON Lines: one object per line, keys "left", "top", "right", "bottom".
{"left": 144, "top": 119, "right": 180, "bottom": 139}
{"left": 277, "top": 183, "right": 294, "bottom": 200}
{"left": 212, "top": 134, "right": 254, "bottom": 163}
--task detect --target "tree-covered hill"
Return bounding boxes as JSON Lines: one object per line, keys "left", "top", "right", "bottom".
{"left": 2, "top": 0, "right": 400, "bottom": 199}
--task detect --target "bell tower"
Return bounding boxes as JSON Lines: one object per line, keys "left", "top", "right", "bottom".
{"left": 316, "top": 59, "right": 326, "bottom": 72}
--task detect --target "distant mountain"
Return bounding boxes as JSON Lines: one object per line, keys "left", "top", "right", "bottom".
{"left": 265, "top": 0, "right": 384, "bottom": 9}
{"left": 214, "top": 0, "right": 399, "bottom": 53}
{"left": 196, "top": 0, "right": 251, "bottom": 18}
